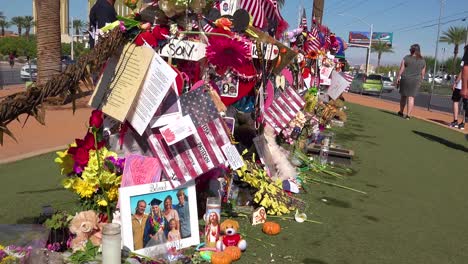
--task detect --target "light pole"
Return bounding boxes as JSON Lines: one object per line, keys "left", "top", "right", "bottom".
{"left": 428, "top": 0, "right": 444, "bottom": 111}
{"left": 338, "top": 14, "right": 373, "bottom": 75}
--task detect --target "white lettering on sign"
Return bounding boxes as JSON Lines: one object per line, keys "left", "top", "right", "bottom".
{"left": 251, "top": 43, "right": 279, "bottom": 60}
{"left": 159, "top": 39, "right": 207, "bottom": 61}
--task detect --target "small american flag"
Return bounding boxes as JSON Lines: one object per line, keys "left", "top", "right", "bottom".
{"left": 239, "top": 0, "right": 286, "bottom": 31}
{"left": 264, "top": 87, "right": 306, "bottom": 134}
{"left": 147, "top": 88, "right": 232, "bottom": 187}
{"left": 305, "top": 26, "right": 321, "bottom": 54}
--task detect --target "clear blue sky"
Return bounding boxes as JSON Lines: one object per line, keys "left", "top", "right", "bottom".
{"left": 1, "top": 0, "right": 467, "bottom": 66}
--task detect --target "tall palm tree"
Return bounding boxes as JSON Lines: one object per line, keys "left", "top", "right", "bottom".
{"left": 10, "top": 16, "right": 24, "bottom": 36}
{"left": 23, "top": 16, "right": 35, "bottom": 40}
{"left": 0, "top": 19, "right": 9, "bottom": 36}
{"left": 371, "top": 41, "right": 394, "bottom": 72}
{"left": 439, "top": 26, "right": 467, "bottom": 71}
{"left": 36, "top": 0, "right": 62, "bottom": 85}
{"left": 72, "top": 19, "right": 85, "bottom": 36}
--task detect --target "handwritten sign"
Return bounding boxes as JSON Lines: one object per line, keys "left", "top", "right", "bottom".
{"left": 327, "top": 70, "right": 350, "bottom": 100}
{"left": 252, "top": 207, "right": 267, "bottom": 225}
{"left": 251, "top": 43, "right": 279, "bottom": 60}
{"left": 159, "top": 39, "right": 207, "bottom": 61}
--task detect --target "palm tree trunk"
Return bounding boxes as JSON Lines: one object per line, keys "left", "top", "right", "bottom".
{"left": 1, "top": 26, "right": 4, "bottom": 36}
{"left": 452, "top": 44, "right": 459, "bottom": 73}
{"left": 25, "top": 27, "right": 30, "bottom": 40}
{"left": 377, "top": 52, "right": 382, "bottom": 72}
{"left": 17, "top": 26, "right": 22, "bottom": 36}
{"left": 36, "top": 0, "right": 62, "bottom": 85}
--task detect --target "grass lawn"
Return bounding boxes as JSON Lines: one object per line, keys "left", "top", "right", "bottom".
{"left": 1, "top": 103, "right": 467, "bottom": 263}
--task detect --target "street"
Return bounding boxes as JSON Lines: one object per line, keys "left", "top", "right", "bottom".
{"left": 374, "top": 90, "right": 453, "bottom": 113}
{"left": 0, "top": 62, "right": 24, "bottom": 87}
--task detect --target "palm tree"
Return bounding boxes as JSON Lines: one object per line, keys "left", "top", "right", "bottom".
{"left": 23, "top": 16, "right": 35, "bottom": 40}
{"left": 36, "top": 0, "right": 62, "bottom": 85}
{"left": 371, "top": 41, "right": 394, "bottom": 72}
{"left": 439, "top": 26, "right": 467, "bottom": 72}
{"left": 10, "top": 16, "right": 24, "bottom": 36}
{"left": 0, "top": 19, "right": 9, "bottom": 36}
{"left": 72, "top": 19, "right": 85, "bottom": 36}
{"left": 0, "top": 11, "right": 5, "bottom": 20}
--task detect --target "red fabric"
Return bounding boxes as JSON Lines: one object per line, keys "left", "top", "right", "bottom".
{"left": 222, "top": 233, "right": 241, "bottom": 247}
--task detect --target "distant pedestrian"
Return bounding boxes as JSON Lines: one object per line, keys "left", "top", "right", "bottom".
{"left": 396, "top": 44, "right": 426, "bottom": 119}
{"left": 8, "top": 52, "right": 15, "bottom": 69}
{"left": 449, "top": 68, "right": 463, "bottom": 128}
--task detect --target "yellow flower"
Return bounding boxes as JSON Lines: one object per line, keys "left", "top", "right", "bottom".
{"left": 1, "top": 256, "right": 16, "bottom": 264}
{"left": 55, "top": 150, "right": 74, "bottom": 175}
{"left": 0, "top": 244, "right": 4, "bottom": 250}
{"left": 107, "top": 186, "right": 119, "bottom": 202}
{"left": 62, "top": 178, "right": 75, "bottom": 189}
{"left": 73, "top": 178, "right": 96, "bottom": 198}
{"left": 97, "top": 199, "right": 108, "bottom": 207}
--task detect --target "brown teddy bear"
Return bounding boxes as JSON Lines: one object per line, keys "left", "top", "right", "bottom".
{"left": 68, "top": 210, "right": 104, "bottom": 252}
{"left": 216, "top": 219, "right": 247, "bottom": 251}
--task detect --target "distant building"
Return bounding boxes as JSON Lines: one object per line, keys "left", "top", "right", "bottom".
{"left": 32, "top": 0, "right": 70, "bottom": 43}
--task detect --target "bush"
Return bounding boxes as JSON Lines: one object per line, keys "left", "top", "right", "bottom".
{"left": 0, "top": 37, "right": 37, "bottom": 58}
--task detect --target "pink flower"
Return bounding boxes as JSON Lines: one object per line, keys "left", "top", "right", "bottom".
{"left": 206, "top": 35, "right": 251, "bottom": 75}
{"left": 74, "top": 147, "right": 90, "bottom": 167}
{"left": 89, "top": 110, "right": 103, "bottom": 128}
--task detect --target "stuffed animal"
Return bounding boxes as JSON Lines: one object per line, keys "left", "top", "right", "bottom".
{"left": 216, "top": 219, "right": 247, "bottom": 251}
{"left": 69, "top": 210, "right": 104, "bottom": 252}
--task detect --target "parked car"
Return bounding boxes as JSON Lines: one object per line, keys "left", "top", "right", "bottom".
{"left": 428, "top": 75, "right": 444, "bottom": 84}
{"left": 381, "top": 76, "right": 396, "bottom": 92}
{"left": 349, "top": 74, "right": 383, "bottom": 95}
{"left": 20, "top": 59, "right": 37, "bottom": 81}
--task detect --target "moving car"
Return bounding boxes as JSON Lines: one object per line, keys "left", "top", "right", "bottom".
{"left": 349, "top": 74, "right": 383, "bottom": 95}
{"left": 382, "top": 76, "right": 396, "bottom": 93}
{"left": 20, "top": 60, "right": 37, "bottom": 81}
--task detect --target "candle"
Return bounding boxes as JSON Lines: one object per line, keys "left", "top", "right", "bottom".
{"left": 102, "top": 223, "right": 121, "bottom": 264}
{"left": 204, "top": 197, "right": 221, "bottom": 248}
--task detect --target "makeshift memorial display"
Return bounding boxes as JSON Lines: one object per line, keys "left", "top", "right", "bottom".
{"left": 216, "top": 219, "right": 247, "bottom": 251}
{"left": 119, "top": 181, "right": 200, "bottom": 257}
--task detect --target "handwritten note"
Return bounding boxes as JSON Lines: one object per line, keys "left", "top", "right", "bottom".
{"left": 121, "top": 154, "right": 162, "bottom": 187}
{"left": 327, "top": 71, "right": 350, "bottom": 100}
{"left": 89, "top": 43, "right": 154, "bottom": 122}
{"left": 251, "top": 43, "right": 279, "bottom": 60}
{"left": 127, "top": 52, "right": 177, "bottom": 135}
{"left": 160, "top": 115, "right": 196, "bottom": 146}
{"left": 159, "top": 39, "right": 207, "bottom": 61}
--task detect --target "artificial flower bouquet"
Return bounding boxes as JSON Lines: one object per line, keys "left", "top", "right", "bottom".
{"left": 55, "top": 110, "right": 125, "bottom": 220}
{"left": 0, "top": 245, "right": 31, "bottom": 264}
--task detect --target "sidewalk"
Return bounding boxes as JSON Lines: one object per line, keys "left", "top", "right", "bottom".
{"left": 343, "top": 93, "right": 468, "bottom": 135}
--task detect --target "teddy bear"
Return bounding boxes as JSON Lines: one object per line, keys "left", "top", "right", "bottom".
{"left": 68, "top": 210, "right": 104, "bottom": 252}
{"left": 216, "top": 219, "right": 247, "bottom": 251}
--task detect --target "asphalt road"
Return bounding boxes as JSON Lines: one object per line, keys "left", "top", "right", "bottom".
{"left": 362, "top": 90, "right": 453, "bottom": 113}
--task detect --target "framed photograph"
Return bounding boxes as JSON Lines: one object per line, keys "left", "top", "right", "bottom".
{"left": 120, "top": 181, "right": 199, "bottom": 257}
{"left": 217, "top": 73, "right": 239, "bottom": 98}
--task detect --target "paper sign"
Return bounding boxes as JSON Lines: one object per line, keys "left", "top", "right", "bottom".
{"left": 150, "top": 84, "right": 183, "bottom": 128}
{"left": 251, "top": 43, "right": 279, "bottom": 60}
{"left": 223, "top": 117, "right": 235, "bottom": 135}
{"left": 127, "top": 53, "right": 177, "bottom": 135}
{"left": 252, "top": 207, "right": 267, "bottom": 225}
{"left": 327, "top": 70, "right": 350, "bottom": 100}
{"left": 159, "top": 39, "right": 207, "bottom": 61}
{"left": 220, "top": 0, "right": 239, "bottom": 16}
{"left": 121, "top": 154, "right": 162, "bottom": 187}
{"left": 160, "top": 115, "right": 196, "bottom": 145}
{"left": 221, "top": 143, "right": 244, "bottom": 170}
{"left": 89, "top": 43, "right": 154, "bottom": 122}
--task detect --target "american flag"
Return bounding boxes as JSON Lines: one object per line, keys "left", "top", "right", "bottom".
{"left": 305, "top": 26, "right": 321, "bottom": 54}
{"left": 238, "top": 0, "right": 286, "bottom": 31}
{"left": 147, "top": 88, "right": 232, "bottom": 187}
{"left": 264, "top": 87, "right": 306, "bottom": 134}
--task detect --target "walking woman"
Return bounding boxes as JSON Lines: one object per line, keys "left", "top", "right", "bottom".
{"left": 396, "top": 44, "right": 426, "bottom": 119}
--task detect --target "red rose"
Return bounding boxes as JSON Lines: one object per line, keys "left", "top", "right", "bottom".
{"left": 74, "top": 147, "right": 90, "bottom": 167}
{"left": 89, "top": 110, "right": 103, "bottom": 128}
{"left": 152, "top": 25, "right": 170, "bottom": 41}
{"left": 83, "top": 132, "right": 96, "bottom": 150}
{"left": 135, "top": 31, "right": 157, "bottom": 47}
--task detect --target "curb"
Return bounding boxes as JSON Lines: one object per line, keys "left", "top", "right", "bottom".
{"left": 0, "top": 145, "right": 68, "bottom": 165}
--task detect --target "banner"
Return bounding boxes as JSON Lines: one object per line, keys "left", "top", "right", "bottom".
{"left": 348, "top": 31, "right": 393, "bottom": 47}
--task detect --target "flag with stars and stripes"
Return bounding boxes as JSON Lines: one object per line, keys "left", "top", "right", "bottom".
{"left": 264, "top": 87, "right": 306, "bottom": 134}
{"left": 305, "top": 26, "right": 321, "bottom": 54}
{"left": 238, "top": 0, "right": 285, "bottom": 30}
{"left": 340, "top": 72, "right": 354, "bottom": 92}
{"left": 147, "top": 88, "right": 232, "bottom": 187}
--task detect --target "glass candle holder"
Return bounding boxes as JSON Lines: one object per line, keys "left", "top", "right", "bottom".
{"left": 204, "top": 197, "right": 221, "bottom": 248}
{"left": 102, "top": 223, "right": 121, "bottom": 264}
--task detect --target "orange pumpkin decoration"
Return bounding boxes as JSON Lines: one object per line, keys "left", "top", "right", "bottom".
{"left": 211, "top": 251, "right": 232, "bottom": 264}
{"left": 262, "top": 221, "right": 281, "bottom": 235}
{"left": 224, "top": 246, "right": 242, "bottom": 261}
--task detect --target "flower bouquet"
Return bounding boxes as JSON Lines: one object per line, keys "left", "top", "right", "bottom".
{"left": 0, "top": 244, "right": 31, "bottom": 264}
{"left": 55, "top": 110, "right": 125, "bottom": 221}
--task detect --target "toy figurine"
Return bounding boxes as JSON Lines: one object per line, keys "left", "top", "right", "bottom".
{"left": 216, "top": 219, "right": 247, "bottom": 251}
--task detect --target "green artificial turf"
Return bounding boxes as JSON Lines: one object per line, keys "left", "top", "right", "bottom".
{"left": 1, "top": 103, "right": 468, "bottom": 263}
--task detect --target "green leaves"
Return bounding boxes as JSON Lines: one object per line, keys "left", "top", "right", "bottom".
{"left": 68, "top": 240, "right": 99, "bottom": 264}
{"left": 44, "top": 211, "right": 73, "bottom": 230}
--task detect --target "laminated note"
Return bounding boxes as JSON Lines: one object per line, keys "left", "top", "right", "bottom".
{"left": 89, "top": 43, "right": 154, "bottom": 122}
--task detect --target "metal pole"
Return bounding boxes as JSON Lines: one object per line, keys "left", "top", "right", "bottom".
{"left": 366, "top": 24, "right": 373, "bottom": 76}
{"left": 428, "top": 0, "right": 444, "bottom": 111}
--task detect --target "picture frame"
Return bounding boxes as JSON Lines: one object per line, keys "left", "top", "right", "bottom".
{"left": 119, "top": 181, "right": 199, "bottom": 258}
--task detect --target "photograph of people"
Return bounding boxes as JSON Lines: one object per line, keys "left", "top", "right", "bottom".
{"left": 143, "top": 198, "right": 165, "bottom": 247}
{"left": 205, "top": 212, "right": 220, "bottom": 247}
{"left": 163, "top": 195, "right": 180, "bottom": 239}
{"left": 175, "top": 189, "right": 191, "bottom": 239}
{"left": 131, "top": 200, "right": 148, "bottom": 250}
{"left": 167, "top": 218, "right": 181, "bottom": 242}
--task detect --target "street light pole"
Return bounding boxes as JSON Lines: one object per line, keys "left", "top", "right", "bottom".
{"left": 428, "top": 0, "right": 444, "bottom": 111}
{"left": 366, "top": 23, "right": 373, "bottom": 76}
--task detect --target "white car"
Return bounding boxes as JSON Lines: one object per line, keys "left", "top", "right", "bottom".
{"left": 428, "top": 75, "right": 443, "bottom": 84}
{"left": 20, "top": 63, "right": 37, "bottom": 81}
{"left": 381, "top": 76, "right": 396, "bottom": 92}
